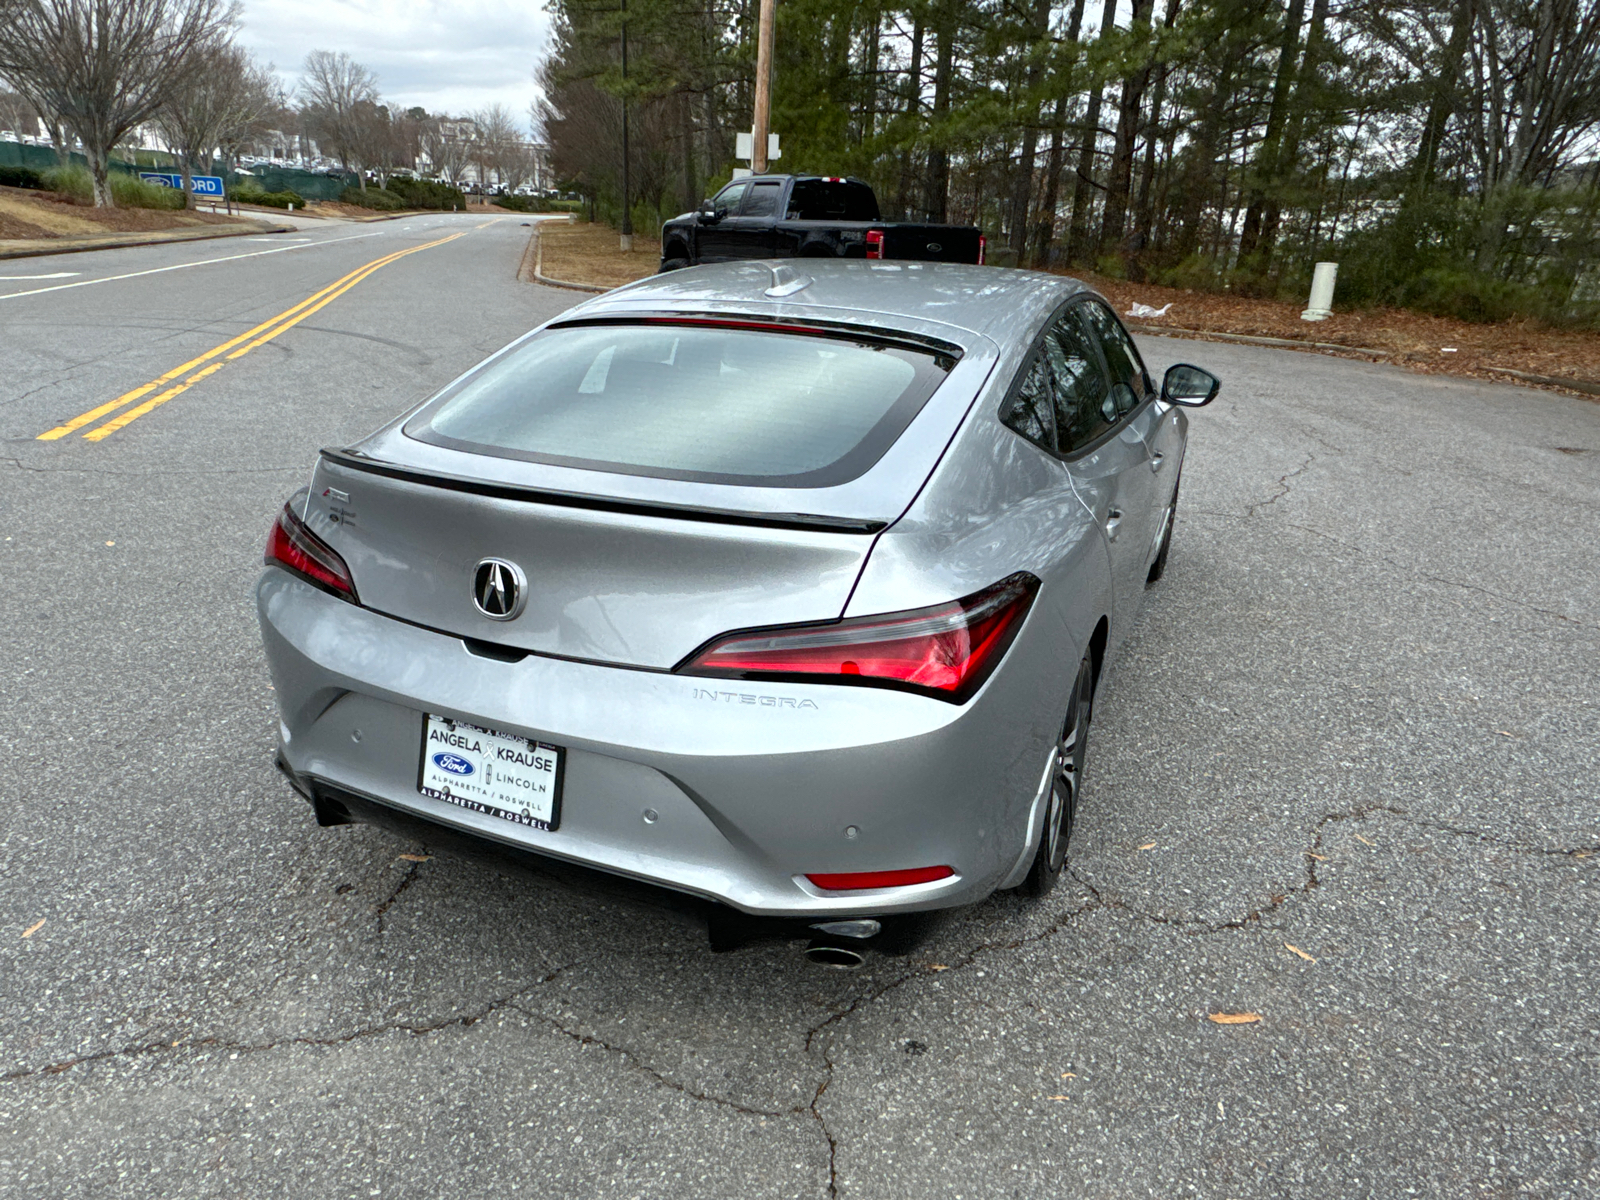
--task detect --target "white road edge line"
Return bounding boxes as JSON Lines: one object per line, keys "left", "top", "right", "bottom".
{"left": 0, "top": 271, "right": 80, "bottom": 279}
{"left": 0, "top": 231, "right": 386, "bottom": 301}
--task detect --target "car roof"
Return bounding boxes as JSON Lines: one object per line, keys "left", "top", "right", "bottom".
{"left": 573, "top": 260, "right": 1092, "bottom": 351}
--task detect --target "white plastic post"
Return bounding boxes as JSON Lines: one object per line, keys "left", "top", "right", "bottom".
{"left": 1302, "top": 262, "right": 1338, "bottom": 321}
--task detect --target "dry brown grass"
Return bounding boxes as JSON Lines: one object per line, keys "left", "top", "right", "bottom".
{"left": 0, "top": 186, "right": 240, "bottom": 241}
{"left": 536, "top": 220, "right": 659, "bottom": 289}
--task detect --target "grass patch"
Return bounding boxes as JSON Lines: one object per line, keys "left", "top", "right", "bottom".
{"left": 42, "top": 165, "right": 186, "bottom": 209}
{"left": 536, "top": 220, "right": 660, "bottom": 289}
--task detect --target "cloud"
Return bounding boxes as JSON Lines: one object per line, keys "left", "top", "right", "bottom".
{"left": 237, "top": 0, "right": 553, "bottom": 121}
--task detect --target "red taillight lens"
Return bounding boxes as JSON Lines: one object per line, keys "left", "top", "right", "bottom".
{"left": 806, "top": 866, "right": 955, "bottom": 891}
{"left": 977, "top": 234, "right": 986, "bottom": 265}
{"left": 865, "top": 228, "right": 884, "bottom": 259}
{"left": 265, "top": 502, "right": 357, "bottom": 601}
{"left": 678, "top": 572, "right": 1038, "bottom": 702}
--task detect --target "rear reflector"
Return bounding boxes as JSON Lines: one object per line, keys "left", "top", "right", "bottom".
{"left": 678, "top": 572, "right": 1039, "bottom": 702}
{"left": 865, "top": 228, "right": 884, "bottom": 259}
{"left": 265, "top": 502, "right": 357, "bottom": 601}
{"left": 807, "top": 866, "right": 955, "bottom": 891}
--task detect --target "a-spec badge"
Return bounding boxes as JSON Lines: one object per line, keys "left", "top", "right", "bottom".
{"left": 472, "top": 558, "right": 528, "bottom": 621}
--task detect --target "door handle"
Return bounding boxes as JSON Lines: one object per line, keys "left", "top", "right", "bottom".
{"left": 1150, "top": 451, "right": 1165, "bottom": 471}
{"left": 1105, "top": 508, "right": 1123, "bottom": 542}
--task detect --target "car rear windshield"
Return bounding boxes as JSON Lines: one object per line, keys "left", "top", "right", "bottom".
{"left": 406, "top": 321, "right": 956, "bottom": 487}
{"left": 787, "top": 179, "right": 880, "bottom": 222}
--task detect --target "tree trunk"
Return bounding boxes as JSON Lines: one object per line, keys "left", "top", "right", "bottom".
{"left": 1007, "top": 0, "right": 1053, "bottom": 261}
{"left": 1259, "top": 0, "right": 1328, "bottom": 253}
{"left": 896, "top": 15, "right": 925, "bottom": 219}
{"left": 1097, "top": 0, "right": 1154, "bottom": 258}
{"left": 1066, "top": 0, "right": 1119, "bottom": 265}
{"left": 679, "top": 90, "right": 698, "bottom": 211}
{"left": 179, "top": 154, "right": 194, "bottom": 210}
{"left": 1030, "top": 0, "right": 1085, "bottom": 265}
{"left": 1236, "top": 0, "right": 1306, "bottom": 263}
{"left": 864, "top": 3, "right": 882, "bottom": 141}
{"left": 85, "top": 143, "right": 115, "bottom": 208}
{"left": 926, "top": 3, "right": 956, "bottom": 223}
{"left": 1129, "top": 0, "right": 1182, "bottom": 274}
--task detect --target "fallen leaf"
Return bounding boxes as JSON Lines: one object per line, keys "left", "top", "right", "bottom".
{"left": 104, "top": 541, "right": 115, "bottom": 547}
{"left": 1059, "top": 1071, "right": 1077, "bottom": 1079}
{"left": 171, "top": 1040, "right": 180, "bottom": 1047}
{"left": 21, "top": 918, "right": 45, "bottom": 938}
{"left": 1305, "top": 852, "right": 1327, "bottom": 861}
{"left": 1285, "top": 942, "right": 1317, "bottom": 962}
{"left": 1497, "top": 730, "right": 1515, "bottom": 737}
{"left": 1217, "top": 1100, "right": 1226, "bottom": 1118}
{"left": 397, "top": 853, "right": 432, "bottom": 862}
{"left": 927, "top": 963, "right": 949, "bottom": 972}
{"left": 1047, "top": 1095, "right": 1070, "bottom": 1101}
{"left": 1208, "top": 1012, "right": 1261, "bottom": 1025}
{"left": 1138, "top": 842, "right": 1157, "bottom": 851}
{"left": 1574, "top": 851, "right": 1591, "bottom": 860}
{"left": 1353, "top": 833, "right": 1375, "bottom": 846}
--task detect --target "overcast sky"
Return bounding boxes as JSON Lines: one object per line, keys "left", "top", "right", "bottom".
{"left": 238, "top": 0, "right": 553, "bottom": 125}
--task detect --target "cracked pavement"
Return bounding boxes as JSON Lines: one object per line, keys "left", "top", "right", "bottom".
{"left": 2, "top": 225, "right": 1598, "bottom": 1197}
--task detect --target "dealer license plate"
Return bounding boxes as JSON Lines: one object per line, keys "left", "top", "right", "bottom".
{"left": 418, "top": 714, "right": 562, "bottom": 831}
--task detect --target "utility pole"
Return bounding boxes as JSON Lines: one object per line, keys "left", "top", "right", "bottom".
{"left": 752, "top": 0, "right": 776, "bottom": 173}
{"left": 620, "top": 0, "right": 633, "bottom": 251}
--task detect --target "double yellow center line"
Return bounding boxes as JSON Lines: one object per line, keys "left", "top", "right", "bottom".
{"left": 39, "top": 230, "right": 468, "bottom": 442}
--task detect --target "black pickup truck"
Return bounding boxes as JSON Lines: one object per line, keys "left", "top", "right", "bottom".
{"left": 658, "top": 175, "right": 985, "bottom": 271}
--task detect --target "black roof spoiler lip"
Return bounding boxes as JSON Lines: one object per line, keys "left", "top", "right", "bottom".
{"left": 318, "top": 447, "right": 889, "bottom": 535}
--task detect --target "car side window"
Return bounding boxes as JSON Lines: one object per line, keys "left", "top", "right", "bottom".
{"left": 714, "top": 182, "right": 748, "bottom": 213}
{"left": 1076, "top": 301, "right": 1149, "bottom": 417}
{"left": 741, "top": 181, "right": 782, "bottom": 218}
{"left": 1044, "top": 313, "right": 1115, "bottom": 453}
{"left": 999, "top": 353, "right": 1056, "bottom": 452}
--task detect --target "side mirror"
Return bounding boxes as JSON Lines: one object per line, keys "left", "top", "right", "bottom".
{"left": 1161, "top": 363, "right": 1221, "bottom": 407}
{"left": 697, "top": 200, "right": 722, "bottom": 224}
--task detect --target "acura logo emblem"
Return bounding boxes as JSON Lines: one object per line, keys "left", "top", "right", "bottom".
{"left": 472, "top": 558, "right": 527, "bottom": 621}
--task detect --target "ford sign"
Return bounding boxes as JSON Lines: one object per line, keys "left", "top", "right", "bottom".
{"left": 432, "top": 752, "right": 475, "bottom": 776}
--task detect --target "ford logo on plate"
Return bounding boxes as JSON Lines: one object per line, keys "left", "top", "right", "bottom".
{"left": 432, "top": 752, "right": 475, "bottom": 776}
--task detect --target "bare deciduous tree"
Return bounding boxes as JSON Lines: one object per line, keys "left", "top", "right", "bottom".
{"left": 419, "top": 113, "right": 472, "bottom": 185}
{"left": 298, "top": 49, "right": 378, "bottom": 186}
{"left": 156, "top": 42, "right": 277, "bottom": 203}
{"left": 0, "top": 0, "right": 234, "bottom": 206}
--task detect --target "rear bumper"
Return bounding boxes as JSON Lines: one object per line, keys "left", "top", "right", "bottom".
{"left": 257, "top": 569, "right": 1058, "bottom": 917}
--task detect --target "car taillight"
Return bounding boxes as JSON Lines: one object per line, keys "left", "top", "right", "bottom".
{"left": 265, "top": 502, "right": 357, "bottom": 601}
{"left": 978, "top": 234, "right": 986, "bottom": 265}
{"left": 865, "top": 228, "right": 884, "bottom": 259}
{"left": 806, "top": 866, "right": 955, "bottom": 891}
{"left": 678, "top": 572, "right": 1039, "bottom": 702}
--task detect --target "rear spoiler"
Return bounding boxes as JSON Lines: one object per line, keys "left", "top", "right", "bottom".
{"left": 319, "top": 447, "right": 889, "bottom": 535}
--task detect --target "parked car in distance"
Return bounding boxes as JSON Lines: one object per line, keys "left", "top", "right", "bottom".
{"left": 659, "top": 174, "right": 985, "bottom": 270}
{"left": 257, "top": 261, "right": 1219, "bottom": 964}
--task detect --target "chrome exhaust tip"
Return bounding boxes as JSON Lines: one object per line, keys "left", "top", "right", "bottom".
{"left": 804, "top": 941, "right": 866, "bottom": 970}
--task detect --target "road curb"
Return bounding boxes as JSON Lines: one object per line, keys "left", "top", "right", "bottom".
{"left": 518, "top": 218, "right": 610, "bottom": 294}
{"left": 1481, "top": 365, "right": 1600, "bottom": 398}
{"left": 0, "top": 220, "right": 294, "bottom": 260}
{"left": 1128, "top": 323, "right": 1389, "bottom": 358}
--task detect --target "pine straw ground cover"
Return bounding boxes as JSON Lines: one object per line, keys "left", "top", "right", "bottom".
{"left": 1070, "top": 270, "right": 1600, "bottom": 398}
{"left": 525, "top": 222, "right": 1598, "bottom": 398}
{"left": 0, "top": 185, "right": 242, "bottom": 240}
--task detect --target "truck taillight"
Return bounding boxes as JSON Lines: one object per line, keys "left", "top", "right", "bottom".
{"left": 978, "top": 235, "right": 986, "bottom": 265}
{"left": 865, "top": 229, "right": 884, "bottom": 260}
{"left": 265, "top": 502, "right": 357, "bottom": 601}
{"left": 677, "top": 573, "right": 1039, "bottom": 703}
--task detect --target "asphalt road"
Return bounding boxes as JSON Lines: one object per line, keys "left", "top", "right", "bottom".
{"left": 2, "top": 215, "right": 1597, "bottom": 1199}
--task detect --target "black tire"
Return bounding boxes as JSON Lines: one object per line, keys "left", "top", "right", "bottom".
{"left": 1146, "top": 478, "right": 1179, "bottom": 585}
{"left": 657, "top": 256, "right": 691, "bottom": 273}
{"left": 1022, "top": 656, "right": 1094, "bottom": 898}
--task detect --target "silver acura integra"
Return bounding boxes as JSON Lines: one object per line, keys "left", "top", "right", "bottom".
{"left": 258, "top": 260, "right": 1218, "bottom": 959}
